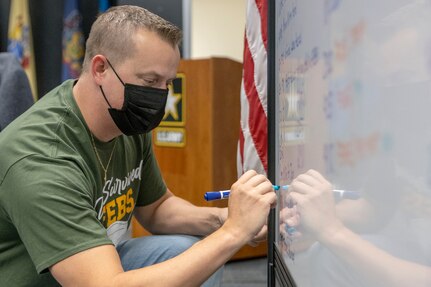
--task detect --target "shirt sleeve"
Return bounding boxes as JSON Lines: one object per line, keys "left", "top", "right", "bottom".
{"left": 1, "top": 155, "right": 113, "bottom": 274}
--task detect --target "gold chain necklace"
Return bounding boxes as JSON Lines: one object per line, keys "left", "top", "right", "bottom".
{"left": 90, "top": 133, "right": 118, "bottom": 182}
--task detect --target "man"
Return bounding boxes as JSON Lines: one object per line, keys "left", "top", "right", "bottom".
{"left": 0, "top": 6, "right": 276, "bottom": 286}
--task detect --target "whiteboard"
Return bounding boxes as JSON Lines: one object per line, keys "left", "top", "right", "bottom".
{"left": 274, "top": 0, "right": 431, "bottom": 286}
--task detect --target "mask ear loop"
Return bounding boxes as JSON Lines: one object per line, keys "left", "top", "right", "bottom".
{"left": 99, "top": 86, "right": 113, "bottom": 108}
{"left": 106, "top": 58, "right": 125, "bottom": 86}
{"left": 99, "top": 57, "right": 125, "bottom": 109}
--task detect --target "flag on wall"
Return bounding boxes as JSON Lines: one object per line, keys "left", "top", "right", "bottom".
{"left": 62, "top": 0, "right": 85, "bottom": 81}
{"left": 7, "top": 0, "right": 37, "bottom": 100}
{"left": 237, "top": 0, "right": 268, "bottom": 176}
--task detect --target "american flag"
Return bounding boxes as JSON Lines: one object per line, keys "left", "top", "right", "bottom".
{"left": 237, "top": 0, "right": 268, "bottom": 176}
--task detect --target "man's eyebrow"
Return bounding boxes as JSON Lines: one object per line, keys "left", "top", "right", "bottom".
{"left": 136, "top": 72, "right": 176, "bottom": 82}
{"left": 136, "top": 72, "right": 161, "bottom": 78}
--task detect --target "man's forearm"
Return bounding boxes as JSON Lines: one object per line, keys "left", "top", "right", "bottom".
{"left": 113, "top": 224, "right": 247, "bottom": 287}
{"left": 143, "top": 195, "right": 226, "bottom": 236}
{"left": 52, "top": 222, "right": 248, "bottom": 287}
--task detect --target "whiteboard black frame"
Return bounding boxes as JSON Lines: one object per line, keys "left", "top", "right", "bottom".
{"left": 267, "top": 0, "right": 297, "bottom": 286}
{"left": 266, "top": 0, "right": 276, "bottom": 284}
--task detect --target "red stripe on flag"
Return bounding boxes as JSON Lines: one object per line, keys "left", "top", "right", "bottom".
{"left": 243, "top": 37, "right": 268, "bottom": 171}
{"left": 254, "top": 0, "right": 268, "bottom": 50}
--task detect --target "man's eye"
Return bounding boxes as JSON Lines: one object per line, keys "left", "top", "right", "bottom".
{"left": 144, "top": 79, "right": 157, "bottom": 85}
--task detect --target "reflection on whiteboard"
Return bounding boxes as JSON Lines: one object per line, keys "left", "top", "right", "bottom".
{"left": 274, "top": 0, "right": 431, "bottom": 286}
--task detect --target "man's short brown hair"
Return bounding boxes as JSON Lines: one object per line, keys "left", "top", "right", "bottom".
{"left": 82, "top": 5, "right": 182, "bottom": 71}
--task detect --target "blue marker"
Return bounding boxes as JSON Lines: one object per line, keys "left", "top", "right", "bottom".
{"left": 204, "top": 190, "right": 231, "bottom": 201}
{"left": 204, "top": 185, "right": 360, "bottom": 201}
{"left": 273, "top": 185, "right": 289, "bottom": 191}
{"left": 204, "top": 185, "right": 287, "bottom": 201}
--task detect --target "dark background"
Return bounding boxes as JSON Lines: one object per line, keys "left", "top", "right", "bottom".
{"left": 0, "top": 0, "right": 183, "bottom": 98}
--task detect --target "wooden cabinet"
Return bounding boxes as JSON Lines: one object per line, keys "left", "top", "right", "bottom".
{"left": 132, "top": 57, "right": 266, "bottom": 260}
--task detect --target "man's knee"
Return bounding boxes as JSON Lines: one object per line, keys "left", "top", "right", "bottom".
{"left": 117, "top": 235, "right": 223, "bottom": 286}
{"left": 117, "top": 235, "right": 201, "bottom": 269}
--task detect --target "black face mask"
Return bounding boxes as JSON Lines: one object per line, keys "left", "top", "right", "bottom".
{"left": 99, "top": 59, "right": 168, "bottom": 136}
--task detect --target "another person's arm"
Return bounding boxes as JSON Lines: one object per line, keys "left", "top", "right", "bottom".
{"left": 50, "top": 170, "right": 276, "bottom": 287}
{"left": 288, "top": 169, "right": 431, "bottom": 287}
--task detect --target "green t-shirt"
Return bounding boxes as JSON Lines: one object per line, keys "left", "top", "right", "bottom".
{"left": 0, "top": 80, "right": 167, "bottom": 286}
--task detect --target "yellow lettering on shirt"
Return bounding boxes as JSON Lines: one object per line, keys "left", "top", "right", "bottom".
{"left": 101, "top": 188, "right": 136, "bottom": 228}
{"left": 116, "top": 194, "right": 126, "bottom": 221}
{"left": 126, "top": 188, "right": 135, "bottom": 213}
{"left": 106, "top": 200, "right": 117, "bottom": 227}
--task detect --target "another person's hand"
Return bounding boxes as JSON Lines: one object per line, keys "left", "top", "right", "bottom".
{"left": 288, "top": 169, "right": 344, "bottom": 242}
{"left": 279, "top": 205, "right": 317, "bottom": 254}
{"left": 280, "top": 204, "right": 301, "bottom": 237}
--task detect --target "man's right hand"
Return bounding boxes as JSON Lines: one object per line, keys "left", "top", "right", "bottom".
{"left": 222, "top": 170, "right": 277, "bottom": 244}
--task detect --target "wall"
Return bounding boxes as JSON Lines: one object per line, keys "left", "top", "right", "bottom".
{"left": 191, "top": 0, "right": 246, "bottom": 62}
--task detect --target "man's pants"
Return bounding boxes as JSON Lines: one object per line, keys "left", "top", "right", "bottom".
{"left": 116, "top": 234, "right": 223, "bottom": 287}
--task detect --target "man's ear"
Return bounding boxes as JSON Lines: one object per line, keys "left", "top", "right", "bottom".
{"left": 91, "top": 55, "right": 108, "bottom": 85}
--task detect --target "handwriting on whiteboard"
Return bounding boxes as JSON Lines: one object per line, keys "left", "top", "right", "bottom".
{"left": 336, "top": 132, "right": 380, "bottom": 167}
{"left": 281, "top": 33, "right": 303, "bottom": 59}
{"left": 296, "top": 46, "right": 319, "bottom": 74}
{"left": 334, "top": 20, "right": 366, "bottom": 63}
{"left": 324, "top": 0, "right": 341, "bottom": 24}
{"left": 278, "top": 2, "right": 297, "bottom": 43}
